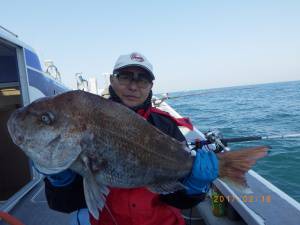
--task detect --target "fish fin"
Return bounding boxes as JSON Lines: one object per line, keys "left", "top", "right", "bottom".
{"left": 148, "top": 181, "right": 186, "bottom": 194}
{"left": 81, "top": 155, "right": 109, "bottom": 220}
{"left": 79, "top": 131, "right": 107, "bottom": 173}
{"left": 218, "top": 145, "right": 269, "bottom": 187}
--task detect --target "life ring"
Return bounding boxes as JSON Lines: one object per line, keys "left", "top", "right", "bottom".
{"left": 0, "top": 211, "right": 25, "bottom": 225}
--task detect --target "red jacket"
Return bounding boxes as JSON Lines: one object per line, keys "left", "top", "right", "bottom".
{"left": 90, "top": 188, "right": 185, "bottom": 225}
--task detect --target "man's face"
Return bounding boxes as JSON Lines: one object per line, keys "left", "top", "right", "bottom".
{"left": 110, "top": 67, "right": 153, "bottom": 108}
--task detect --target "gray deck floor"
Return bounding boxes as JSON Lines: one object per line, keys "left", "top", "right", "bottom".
{"left": 0, "top": 180, "right": 262, "bottom": 225}
{"left": 0, "top": 182, "right": 70, "bottom": 225}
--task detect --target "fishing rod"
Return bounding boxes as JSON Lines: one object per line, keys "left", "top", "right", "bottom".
{"left": 189, "top": 131, "right": 300, "bottom": 152}
{"left": 152, "top": 91, "right": 218, "bottom": 106}
{"left": 221, "top": 133, "right": 300, "bottom": 143}
{"left": 162, "top": 92, "right": 210, "bottom": 100}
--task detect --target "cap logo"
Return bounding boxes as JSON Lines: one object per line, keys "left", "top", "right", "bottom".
{"left": 130, "top": 53, "right": 144, "bottom": 62}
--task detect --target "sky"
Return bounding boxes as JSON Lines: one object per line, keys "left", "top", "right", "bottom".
{"left": 1, "top": 0, "right": 300, "bottom": 93}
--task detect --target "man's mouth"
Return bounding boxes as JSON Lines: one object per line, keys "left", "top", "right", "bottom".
{"left": 124, "top": 95, "right": 139, "bottom": 100}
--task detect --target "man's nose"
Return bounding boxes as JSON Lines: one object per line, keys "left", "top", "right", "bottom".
{"left": 128, "top": 80, "right": 139, "bottom": 90}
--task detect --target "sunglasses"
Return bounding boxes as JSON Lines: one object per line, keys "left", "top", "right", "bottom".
{"left": 112, "top": 71, "right": 153, "bottom": 88}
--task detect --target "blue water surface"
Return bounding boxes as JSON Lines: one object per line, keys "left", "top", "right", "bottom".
{"left": 165, "top": 80, "right": 300, "bottom": 202}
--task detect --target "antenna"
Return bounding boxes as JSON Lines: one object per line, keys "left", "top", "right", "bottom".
{"left": 0, "top": 25, "right": 18, "bottom": 37}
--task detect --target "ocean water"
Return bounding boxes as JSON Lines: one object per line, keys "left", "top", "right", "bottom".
{"left": 165, "top": 80, "right": 300, "bottom": 203}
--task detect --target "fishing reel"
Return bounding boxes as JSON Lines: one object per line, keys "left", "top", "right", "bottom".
{"left": 189, "top": 130, "right": 230, "bottom": 153}
{"left": 205, "top": 130, "right": 230, "bottom": 152}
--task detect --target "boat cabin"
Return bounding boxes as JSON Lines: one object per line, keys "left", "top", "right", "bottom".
{"left": 0, "top": 27, "right": 69, "bottom": 216}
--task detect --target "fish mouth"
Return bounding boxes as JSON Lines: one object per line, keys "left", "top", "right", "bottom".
{"left": 7, "top": 108, "right": 29, "bottom": 146}
{"left": 12, "top": 132, "right": 24, "bottom": 145}
{"left": 47, "top": 134, "right": 61, "bottom": 147}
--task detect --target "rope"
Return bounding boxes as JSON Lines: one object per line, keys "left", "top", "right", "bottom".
{"left": 0, "top": 211, "right": 25, "bottom": 225}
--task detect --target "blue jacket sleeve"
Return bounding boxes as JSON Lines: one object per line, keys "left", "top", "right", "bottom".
{"left": 182, "top": 149, "right": 219, "bottom": 195}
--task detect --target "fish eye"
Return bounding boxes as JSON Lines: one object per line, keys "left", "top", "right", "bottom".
{"left": 41, "top": 112, "right": 55, "bottom": 125}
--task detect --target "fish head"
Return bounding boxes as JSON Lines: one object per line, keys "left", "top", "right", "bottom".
{"left": 7, "top": 91, "right": 89, "bottom": 175}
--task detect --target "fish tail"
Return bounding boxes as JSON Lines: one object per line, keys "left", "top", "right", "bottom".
{"left": 217, "top": 146, "right": 269, "bottom": 187}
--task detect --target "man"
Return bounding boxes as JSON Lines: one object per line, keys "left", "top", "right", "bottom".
{"left": 44, "top": 52, "right": 218, "bottom": 225}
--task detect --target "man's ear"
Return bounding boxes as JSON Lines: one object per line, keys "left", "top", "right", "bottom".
{"left": 110, "top": 75, "right": 114, "bottom": 84}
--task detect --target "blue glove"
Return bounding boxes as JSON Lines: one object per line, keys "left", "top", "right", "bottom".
{"left": 182, "top": 149, "right": 219, "bottom": 195}
{"left": 32, "top": 161, "right": 77, "bottom": 187}
{"left": 45, "top": 169, "right": 77, "bottom": 187}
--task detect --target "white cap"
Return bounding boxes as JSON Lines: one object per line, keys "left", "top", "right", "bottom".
{"left": 113, "top": 52, "right": 155, "bottom": 80}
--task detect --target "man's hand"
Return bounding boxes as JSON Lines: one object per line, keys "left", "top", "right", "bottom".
{"left": 182, "top": 150, "right": 219, "bottom": 195}
{"left": 45, "top": 169, "right": 77, "bottom": 187}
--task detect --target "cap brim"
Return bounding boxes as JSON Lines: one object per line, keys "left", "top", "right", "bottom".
{"left": 113, "top": 64, "right": 155, "bottom": 80}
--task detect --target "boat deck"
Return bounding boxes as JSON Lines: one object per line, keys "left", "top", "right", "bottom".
{"left": 1, "top": 180, "right": 248, "bottom": 225}
{"left": 0, "top": 182, "right": 69, "bottom": 225}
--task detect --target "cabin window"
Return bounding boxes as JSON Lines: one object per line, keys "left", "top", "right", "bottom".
{"left": 25, "top": 48, "right": 42, "bottom": 71}
{"left": 0, "top": 43, "right": 19, "bottom": 83}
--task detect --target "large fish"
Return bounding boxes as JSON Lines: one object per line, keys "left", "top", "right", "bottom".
{"left": 7, "top": 90, "right": 268, "bottom": 219}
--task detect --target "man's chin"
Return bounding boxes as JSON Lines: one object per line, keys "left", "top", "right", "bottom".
{"left": 122, "top": 98, "right": 141, "bottom": 108}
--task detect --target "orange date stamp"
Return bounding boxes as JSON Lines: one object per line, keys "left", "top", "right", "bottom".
{"left": 212, "top": 195, "right": 272, "bottom": 203}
